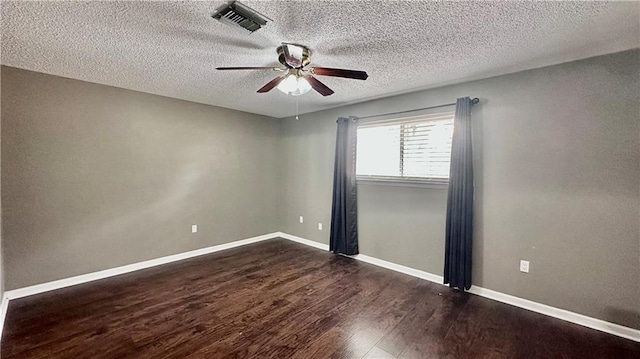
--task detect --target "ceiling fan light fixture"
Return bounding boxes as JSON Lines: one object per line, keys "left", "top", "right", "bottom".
{"left": 277, "top": 74, "right": 312, "bottom": 96}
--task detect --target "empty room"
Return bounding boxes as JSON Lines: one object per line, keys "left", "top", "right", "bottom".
{"left": 0, "top": 1, "right": 639, "bottom": 358}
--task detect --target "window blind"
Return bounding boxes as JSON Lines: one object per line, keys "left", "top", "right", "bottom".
{"left": 356, "top": 111, "right": 454, "bottom": 182}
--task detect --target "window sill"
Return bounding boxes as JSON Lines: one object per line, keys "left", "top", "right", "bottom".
{"left": 356, "top": 177, "right": 449, "bottom": 189}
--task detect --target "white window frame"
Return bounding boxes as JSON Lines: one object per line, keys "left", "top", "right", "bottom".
{"left": 356, "top": 111, "right": 455, "bottom": 188}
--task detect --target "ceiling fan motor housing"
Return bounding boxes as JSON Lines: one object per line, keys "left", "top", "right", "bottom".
{"left": 277, "top": 44, "right": 311, "bottom": 69}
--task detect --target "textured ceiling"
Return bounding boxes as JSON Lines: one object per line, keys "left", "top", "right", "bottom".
{"left": 2, "top": 1, "right": 638, "bottom": 118}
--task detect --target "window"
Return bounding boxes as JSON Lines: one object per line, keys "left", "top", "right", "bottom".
{"left": 356, "top": 111, "right": 454, "bottom": 184}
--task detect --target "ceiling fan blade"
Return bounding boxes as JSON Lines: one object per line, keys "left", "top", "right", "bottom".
{"left": 311, "top": 67, "right": 368, "bottom": 80}
{"left": 257, "top": 76, "right": 285, "bottom": 93}
{"left": 282, "top": 43, "right": 303, "bottom": 68}
{"left": 305, "top": 76, "right": 334, "bottom": 96}
{"left": 216, "top": 66, "right": 282, "bottom": 71}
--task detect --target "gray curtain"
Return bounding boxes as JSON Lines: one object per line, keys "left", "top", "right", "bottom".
{"left": 444, "top": 97, "right": 474, "bottom": 290}
{"left": 329, "top": 117, "right": 359, "bottom": 255}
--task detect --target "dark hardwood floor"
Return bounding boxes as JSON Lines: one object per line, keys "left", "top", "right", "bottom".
{"left": 2, "top": 238, "right": 638, "bottom": 358}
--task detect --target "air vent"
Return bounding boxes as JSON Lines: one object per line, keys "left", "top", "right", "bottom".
{"left": 211, "top": 1, "right": 271, "bottom": 33}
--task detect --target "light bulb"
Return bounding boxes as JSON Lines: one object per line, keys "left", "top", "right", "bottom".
{"left": 295, "top": 77, "right": 311, "bottom": 95}
{"left": 277, "top": 74, "right": 312, "bottom": 96}
{"left": 277, "top": 74, "right": 297, "bottom": 94}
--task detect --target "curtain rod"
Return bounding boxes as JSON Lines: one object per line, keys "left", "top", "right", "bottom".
{"left": 355, "top": 97, "right": 479, "bottom": 120}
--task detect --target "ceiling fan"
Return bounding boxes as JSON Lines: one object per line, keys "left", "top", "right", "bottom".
{"left": 216, "top": 43, "right": 368, "bottom": 97}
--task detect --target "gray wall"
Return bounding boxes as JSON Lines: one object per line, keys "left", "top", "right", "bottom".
{"left": 1, "top": 66, "right": 280, "bottom": 290}
{"left": 279, "top": 50, "right": 640, "bottom": 329}
{"left": 1, "top": 66, "right": 3, "bottom": 300}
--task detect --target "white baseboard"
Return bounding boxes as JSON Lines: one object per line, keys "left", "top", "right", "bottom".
{"left": 277, "top": 232, "right": 640, "bottom": 343}
{"left": 4, "top": 232, "right": 280, "bottom": 300}
{"left": 0, "top": 293, "right": 8, "bottom": 341}
{"left": 275, "top": 232, "right": 445, "bottom": 285}
{"left": 2, "top": 232, "right": 638, "bottom": 343}
{"left": 276, "top": 232, "right": 330, "bottom": 251}
{"left": 467, "top": 286, "right": 640, "bottom": 342}
{"left": 349, "top": 253, "right": 446, "bottom": 284}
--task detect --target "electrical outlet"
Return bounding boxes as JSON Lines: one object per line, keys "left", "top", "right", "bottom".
{"left": 191, "top": 224, "right": 198, "bottom": 233}
{"left": 520, "top": 260, "right": 529, "bottom": 273}
{"left": 299, "top": 216, "right": 304, "bottom": 224}
{"left": 318, "top": 223, "right": 323, "bottom": 230}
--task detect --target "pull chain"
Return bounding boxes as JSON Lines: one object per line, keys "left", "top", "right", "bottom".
{"left": 295, "top": 97, "right": 299, "bottom": 120}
